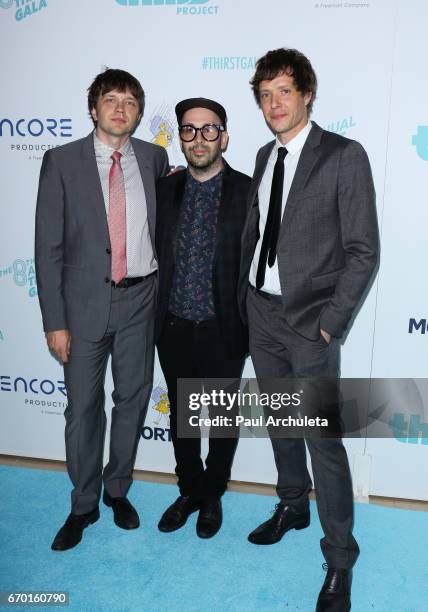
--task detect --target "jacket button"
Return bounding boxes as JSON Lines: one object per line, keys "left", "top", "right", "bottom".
{"left": 106, "top": 248, "right": 111, "bottom": 255}
{"left": 105, "top": 277, "right": 110, "bottom": 283}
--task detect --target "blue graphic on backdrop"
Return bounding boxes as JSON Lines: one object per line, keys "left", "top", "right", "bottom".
{"left": 412, "top": 126, "right": 428, "bottom": 161}
{"left": 116, "top": 0, "right": 208, "bottom": 5}
{"left": 389, "top": 413, "right": 428, "bottom": 445}
{"left": 0, "top": 0, "right": 48, "bottom": 21}
{"left": 0, "top": 258, "right": 37, "bottom": 298}
{"left": 201, "top": 56, "right": 257, "bottom": 71}
{"left": 115, "top": 0, "right": 218, "bottom": 15}
{"left": 326, "top": 116, "right": 356, "bottom": 137}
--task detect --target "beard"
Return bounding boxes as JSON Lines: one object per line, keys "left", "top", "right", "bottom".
{"left": 184, "top": 144, "right": 222, "bottom": 171}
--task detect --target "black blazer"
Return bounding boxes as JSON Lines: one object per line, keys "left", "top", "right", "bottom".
{"left": 155, "top": 161, "right": 251, "bottom": 359}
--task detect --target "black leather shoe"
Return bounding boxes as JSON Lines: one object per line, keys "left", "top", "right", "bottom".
{"left": 316, "top": 565, "right": 352, "bottom": 612}
{"left": 158, "top": 495, "right": 200, "bottom": 532}
{"left": 103, "top": 491, "right": 140, "bottom": 530}
{"left": 196, "top": 498, "right": 222, "bottom": 539}
{"left": 248, "top": 503, "right": 310, "bottom": 545}
{"left": 51, "top": 507, "right": 100, "bottom": 551}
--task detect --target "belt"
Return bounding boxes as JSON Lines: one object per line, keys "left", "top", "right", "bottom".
{"left": 111, "top": 271, "right": 157, "bottom": 289}
{"left": 165, "top": 311, "right": 217, "bottom": 328}
{"left": 248, "top": 283, "right": 283, "bottom": 303}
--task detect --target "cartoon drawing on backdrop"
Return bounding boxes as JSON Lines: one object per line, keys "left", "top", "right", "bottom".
{"left": 151, "top": 117, "right": 173, "bottom": 148}
{"left": 412, "top": 125, "right": 428, "bottom": 161}
{"left": 151, "top": 384, "right": 170, "bottom": 426}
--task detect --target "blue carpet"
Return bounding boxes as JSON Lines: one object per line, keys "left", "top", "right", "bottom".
{"left": 0, "top": 466, "right": 427, "bottom": 612}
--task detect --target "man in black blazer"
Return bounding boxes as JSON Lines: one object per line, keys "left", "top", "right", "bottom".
{"left": 156, "top": 98, "right": 250, "bottom": 538}
{"left": 35, "top": 69, "right": 169, "bottom": 551}
{"left": 239, "top": 49, "right": 379, "bottom": 611}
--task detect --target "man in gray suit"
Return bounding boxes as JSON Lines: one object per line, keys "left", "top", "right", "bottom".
{"left": 239, "top": 49, "right": 379, "bottom": 611}
{"left": 35, "top": 69, "right": 169, "bottom": 551}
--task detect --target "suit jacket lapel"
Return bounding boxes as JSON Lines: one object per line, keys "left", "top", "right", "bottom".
{"left": 171, "top": 171, "right": 187, "bottom": 258}
{"left": 242, "top": 142, "right": 274, "bottom": 242}
{"left": 132, "top": 139, "right": 158, "bottom": 247}
{"left": 80, "top": 134, "right": 110, "bottom": 243}
{"left": 249, "top": 141, "right": 275, "bottom": 207}
{"left": 281, "top": 122, "right": 323, "bottom": 230}
{"left": 213, "top": 162, "right": 232, "bottom": 266}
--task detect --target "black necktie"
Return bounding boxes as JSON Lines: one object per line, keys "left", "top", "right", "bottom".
{"left": 256, "top": 146, "right": 288, "bottom": 289}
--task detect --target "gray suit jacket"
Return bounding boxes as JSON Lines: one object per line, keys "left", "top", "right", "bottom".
{"left": 35, "top": 132, "right": 169, "bottom": 341}
{"left": 239, "top": 122, "right": 379, "bottom": 340}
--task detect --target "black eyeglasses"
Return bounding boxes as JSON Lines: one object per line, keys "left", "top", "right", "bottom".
{"left": 178, "top": 124, "right": 225, "bottom": 142}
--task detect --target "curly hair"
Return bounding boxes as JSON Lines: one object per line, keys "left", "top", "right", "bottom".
{"left": 250, "top": 48, "right": 317, "bottom": 116}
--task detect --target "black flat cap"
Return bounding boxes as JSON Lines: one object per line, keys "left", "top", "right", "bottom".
{"left": 175, "top": 97, "right": 227, "bottom": 128}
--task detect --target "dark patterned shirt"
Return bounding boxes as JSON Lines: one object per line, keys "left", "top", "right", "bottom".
{"left": 169, "top": 170, "right": 223, "bottom": 321}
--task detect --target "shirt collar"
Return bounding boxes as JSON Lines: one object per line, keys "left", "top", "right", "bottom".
{"left": 93, "top": 131, "right": 133, "bottom": 159}
{"left": 275, "top": 120, "right": 312, "bottom": 156}
{"left": 186, "top": 168, "right": 223, "bottom": 187}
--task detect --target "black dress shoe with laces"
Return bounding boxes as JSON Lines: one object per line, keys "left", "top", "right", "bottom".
{"left": 196, "top": 498, "right": 222, "bottom": 539}
{"left": 51, "top": 507, "right": 100, "bottom": 551}
{"left": 248, "top": 503, "right": 310, "bottom": 545}
{"left": 158, "top": 495, "right": 200, "bottom": 532}
{"left": 103, "top": 491, "right": 140, "bottom": 530}
{"left": 316, "top": 565, "right": 352, "bottom": 612}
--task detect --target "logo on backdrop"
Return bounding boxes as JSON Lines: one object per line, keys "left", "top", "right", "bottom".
{"left": 326, "top": 116, "right": 356, "bottom": 137}
{"left": 408, "top": 318, "right": 427, "bottom": 335}
{"left": 0, "top": 258, "right": 37, "bottom": 298}
{"left": 0, "top": 373, "right": 67, "bottom": 414}
{"left": 0, "top": 117, "right": 73, "bottom": 158}
{"left": 141, "top": 382, "right": 171, "bottom": 442}
{"left": 0, "top": 0, "right": 48, "bottom": 22}
{"left": 412, "top": 126, "right": 428, "bottom": 161}
{"left": 0, "top": 329, "right": 4, "bottom": 341}
{"left": 389, "top": 413, "right": 428, "bottom": 445}
{"left": 115, "top": 0, "right": 219, "bottom": 16}
{"left": 200, "top": 56, "right": 257, "bottom": 71}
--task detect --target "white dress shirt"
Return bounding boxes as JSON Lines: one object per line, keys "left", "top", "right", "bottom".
{"left": 94, "top": 132, "right": 157, "bottom": 277}
{"left": 249, "top": 120, "right": 312, "bottom": 294}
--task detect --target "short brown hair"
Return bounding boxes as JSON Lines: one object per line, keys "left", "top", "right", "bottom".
{"left": 87, "top": 68, "right": 145, "bottom": 125}
{"left": 250, "top": 48, "right": 317, "bottom": 116}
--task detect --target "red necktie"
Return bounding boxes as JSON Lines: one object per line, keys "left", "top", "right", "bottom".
{"left": 108, "top": 151, "right": 127, "bottom": 283}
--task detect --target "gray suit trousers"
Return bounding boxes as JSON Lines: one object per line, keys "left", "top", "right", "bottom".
{"left": 247, "top": 286, "right": 359, "bottom": 569}
{"left": 63, "top": 276, "right": 156, "bottom": 514}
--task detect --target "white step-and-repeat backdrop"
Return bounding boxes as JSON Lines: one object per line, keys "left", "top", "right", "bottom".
{"left": 1, "top": 0, "right": 427, "bottom": 500}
